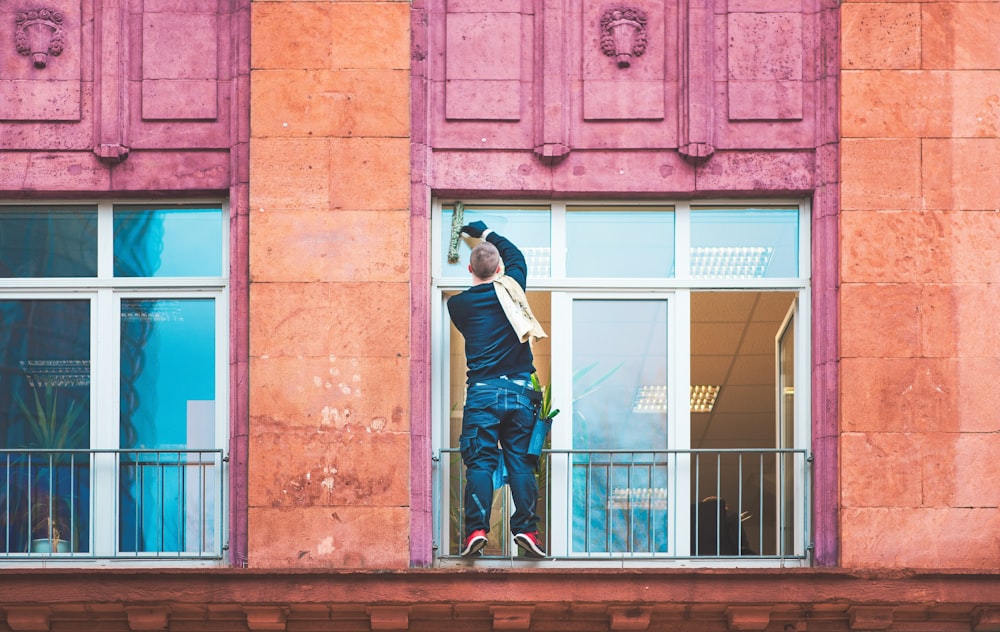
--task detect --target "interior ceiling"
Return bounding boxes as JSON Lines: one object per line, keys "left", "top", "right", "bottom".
{"left": 690, "top": 291, "right": 795, "bottom": 450}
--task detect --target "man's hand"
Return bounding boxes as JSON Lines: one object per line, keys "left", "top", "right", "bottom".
{"left": 461, "top": 221, "right": 488, "bottom": 238}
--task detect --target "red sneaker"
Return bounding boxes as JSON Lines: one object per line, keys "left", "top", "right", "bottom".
{"left": 513, "top": 531, "right": 546, "bottom": 558}
{"left": 461, "top": 529, "right": 488, "bottom": 557}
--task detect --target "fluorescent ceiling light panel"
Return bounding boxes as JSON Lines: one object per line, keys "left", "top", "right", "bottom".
{"left": 690, "top": 384, "right": 720, "bottom": 413}
{"left": 690, "top": 246, "right": 774, "bottom": 278}
{"left": 632, "top": 384, "right": 720, "bottom": 413}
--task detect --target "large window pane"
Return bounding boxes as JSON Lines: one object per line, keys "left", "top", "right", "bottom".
{"left": 114, "top": 206, "right": 223, "bottom": 277}
{"left": 567, "top": 207, "right": 674, "bottom": 278}
{"left": 0, "top": 207, "right": 97, "bottom": 278}
{"left": 0, "top": 299, "right": 91, "bottom": 553}
{"left": 119, "top": 298, "right": 216, "bottom": 553}
{"left": 690, "top": 207, "right": 799, "bottom": 278}
{"left": 571, "top": 299, "right": 668, "bottom": 553}
{"left": 440, "top": 205, "right": 551, "bottom": 279}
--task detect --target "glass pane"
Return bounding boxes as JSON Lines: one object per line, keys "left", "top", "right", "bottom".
{"left": 119, "top": 298, "right": 216, "bottom": 554}
{"left": 440, "top": 205, "right": 550, "bottom": 280}
{"left": 114, "top": 206, "right": 223, "bottom": 277}
{"left": 0, "top": 299, "right": 91, "bottom": 554}
{"left": 0, "top": 206, "right": 97, "bottom": 278}
{"left": 571, "top": 300, "right": 668, "bottom": 554}
{"left": 690, "top": 207, "right": 799, "bottom": 278}
{"left": 690, "top": 291, "right": 796, "bottom": 556}
{"left": 567, "top": 207, "right": 674, "bottom": 278}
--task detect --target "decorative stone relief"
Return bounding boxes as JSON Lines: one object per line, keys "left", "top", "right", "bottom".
{"left": 14, "top": 8, "right": 65, "bottom": 69}
{"left": 600, "top": 7, "right": 647, "bottom": 68}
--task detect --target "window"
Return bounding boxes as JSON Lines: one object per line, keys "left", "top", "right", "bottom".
{"left": 0, "top": 202, "right": 228, "bottom": 561}
{"left": 432, "top": 201, "right": 810, "bottom": 564}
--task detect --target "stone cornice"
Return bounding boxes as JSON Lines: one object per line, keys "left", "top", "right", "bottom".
{"left": 0, "top": 568, "right": 996, "bottom": 630}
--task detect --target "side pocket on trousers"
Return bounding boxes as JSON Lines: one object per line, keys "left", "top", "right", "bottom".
{"left": 459, "top": 431, "right": 478, "bottom": 466}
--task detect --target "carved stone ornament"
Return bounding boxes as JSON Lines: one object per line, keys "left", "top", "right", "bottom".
{"left": 15, "top": 8, "right": 66, "bottom": 69}
{"left": 600, "top": 7, "right": 647, "bottom": 68}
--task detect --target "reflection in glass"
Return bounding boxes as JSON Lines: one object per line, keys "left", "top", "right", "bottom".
{"left": 567, "top": 207, "right": 674, "bottom": 278}
{"left": 0, "top": 299, "right": 91, "bottom": 553}
{"left": 119, "top": 298, "right": 216, "bottom": 553}
{"left": 440, "top": 206, "right": 551, "bottom": 279}
{"left": 690, "top": 208, "right": 799, "bottom": 278}
{"left": 114, "top": 206, "right": 223, "bottom": 277}
{"left": 572, "top": 300, "right": 668, "bottom": 553}
{"left": 0, "top": 207, "right": 97, "bottom": 278}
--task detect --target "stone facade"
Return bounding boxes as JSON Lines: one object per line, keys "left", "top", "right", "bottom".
{"left": 840, "top": 1, "right": 1000, "bottom": 569}
{"left": 0, "top": 0, "right": 997, "bottom": 630}
{"left": 248, "top": 0, "right": 413, "bottom": 569}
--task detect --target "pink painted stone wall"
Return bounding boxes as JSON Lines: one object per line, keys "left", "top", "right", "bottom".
{"left": 247, "top": 0, "right": 413, "bottom": 568}
{"left": 420, "top": 0, "right": 833, "bottom": 196}
{"left": 840, "top": 1, "right": 1000, "bottom": 569}
{"left": 0, "top": 0, "right": 238, "bottom": 192}
{"left": 412, "top": 0, "right": 842, "bottom": 565}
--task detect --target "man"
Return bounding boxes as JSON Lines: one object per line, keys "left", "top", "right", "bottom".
{"left": 447, "top": 220, "right": 546, "bottom": 558}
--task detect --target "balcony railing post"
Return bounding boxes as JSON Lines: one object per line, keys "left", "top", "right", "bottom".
{"left": 435, "top": 447, "right": 808, "bottom": 562}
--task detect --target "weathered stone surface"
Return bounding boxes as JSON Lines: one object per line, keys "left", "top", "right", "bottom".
{"left": 248, "top": 506, "right": 410, "bottom": 568}
{"left": 248, "top": 281, "right": 410, "bottom": 358}
{"left": 841, "top": 3, "right": 920, "bottom": 70}
{"left": 841, "top": 432, "right": 926, "bottom": 508}
{"left": 328, "top": 137, "right": 411, "bottom": 210}
{"left": 923, "top": 3, "right": 1000, "bottom": 70}
{"left": 251, "top": 69, "right": 409, "bottom": 139}
{"left": 251, "top": 2, "right": 335, "bottom": 70}
{"left": 250, "top": 138, "right": 332, "bottom": 210}
{"left": 841, "top": 71, "right": 951, "bottom": 138}
{"left": 249, "top": 209, "right": 410, "bottom": 283}
{"left": 249, "top": 355, "right": 410, "bottom": 434}
{"left": 840, "top": 283, "right": 922, "bottom": 358}
{"left": 841, "top": 358, "right": 960, "bottom": 434}
{"left": 841, "top": 506, "right": 1000, "bottom": 568}
{"left": 841, "top": 210, "right": 975, "bottom": 284}
{"left": 922, "top": 139, "right": 1000, "bottom": 211}
{"left": 249, "top": 427, "right": 410, "bottom": 507}
{"left": 840, "top": 138, "right": 922, "bottom": 210}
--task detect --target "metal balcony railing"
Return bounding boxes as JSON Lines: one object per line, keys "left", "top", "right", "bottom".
{"left": 0, "top": 448, "right": 226, "bottom": 559}
{"left": 434, "top": 447, "right": 810, "bottom": 562}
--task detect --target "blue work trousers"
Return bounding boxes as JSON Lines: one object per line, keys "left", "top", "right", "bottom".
{"left": 459, "top": 378, "right": 539, "bottom": 536}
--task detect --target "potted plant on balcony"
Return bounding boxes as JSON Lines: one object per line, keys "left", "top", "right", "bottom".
{"left": 528, "top": 373, "right": 560, "bottom": 460}
{"left": 11, "top": 385, "right": 87, "bottom": 553}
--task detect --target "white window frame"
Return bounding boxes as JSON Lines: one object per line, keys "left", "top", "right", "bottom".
{"left": 431, "top": 198, "right": 811, "bottom": 567}
{"left": 0, "top": 199, "right": 230, "bottom": 567}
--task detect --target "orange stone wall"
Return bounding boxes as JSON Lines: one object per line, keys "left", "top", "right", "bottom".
{"left": 247, "top": 0, "right": 413, "bottom": 568}
{"left": 840, "top": 2, "right": 1000, "bottom": 568}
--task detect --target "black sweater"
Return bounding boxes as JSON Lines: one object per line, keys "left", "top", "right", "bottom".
{"left": 447, "top": 231, "right": 536, "bottom": 384}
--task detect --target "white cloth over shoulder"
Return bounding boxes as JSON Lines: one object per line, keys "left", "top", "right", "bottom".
{"left": 493, "top": 275, "right": 547, "bottom": 344}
